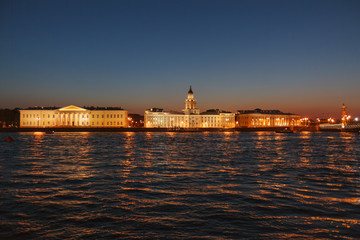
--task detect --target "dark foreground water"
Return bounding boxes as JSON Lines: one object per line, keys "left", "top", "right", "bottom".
{"left": 0, "top": 132, "right": 359, "bottom": 239}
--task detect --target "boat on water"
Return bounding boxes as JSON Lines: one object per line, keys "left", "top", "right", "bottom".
{"left": 275, "top": 128, "right": 294, "bottom": 133}
{"left": 45, "top": 130, "right": 55, "bottom": 134}
{"left": 5, "top": 136, "right": 15, "bottom": 142}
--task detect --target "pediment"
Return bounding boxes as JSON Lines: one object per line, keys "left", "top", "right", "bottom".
{"left": 58, "top": 105, "right": 87, "bottom": 111}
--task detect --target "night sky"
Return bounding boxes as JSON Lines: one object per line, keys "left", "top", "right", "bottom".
{"left": 1, "top": 0, "right": 359, "bottom": 118}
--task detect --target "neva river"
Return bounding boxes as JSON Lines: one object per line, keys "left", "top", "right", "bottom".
{"left": 0, "top": 132, "right": 359, "bottom": 239}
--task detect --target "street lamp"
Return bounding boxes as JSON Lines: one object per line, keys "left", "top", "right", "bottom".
{"left": 36, "top": 117, "right": 40, "bottom": 127}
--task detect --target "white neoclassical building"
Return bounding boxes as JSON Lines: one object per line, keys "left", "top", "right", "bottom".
{"left": 144, "top": 87, "right": 235, "bottom": 128}
{"left": 20, "top": 105, "right": 128, "bottom": 128}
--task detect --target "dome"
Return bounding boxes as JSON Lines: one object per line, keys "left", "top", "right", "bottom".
{"left": 188, "top": 86, "right": 193, "bottom": 94}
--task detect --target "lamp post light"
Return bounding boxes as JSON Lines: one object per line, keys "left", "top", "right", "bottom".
{"left": 82, "top": 116, "right": 88, "bottom": 126}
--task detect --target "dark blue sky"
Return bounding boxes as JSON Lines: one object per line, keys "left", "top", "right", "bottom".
{"left": 1, "top": 0, "right": 359, "bottom": 118}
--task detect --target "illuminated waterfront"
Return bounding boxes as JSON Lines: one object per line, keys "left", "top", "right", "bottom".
{"left": 0, "top": 132, "right": 359, "bottom": 239}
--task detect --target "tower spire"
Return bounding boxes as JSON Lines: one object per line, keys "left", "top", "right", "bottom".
{"left": 184, "top": 85, "right": 199, "bottom": 114}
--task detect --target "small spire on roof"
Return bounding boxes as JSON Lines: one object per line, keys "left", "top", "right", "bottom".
{"left": 188, "top": 85, "right": 193, "bottom": 94}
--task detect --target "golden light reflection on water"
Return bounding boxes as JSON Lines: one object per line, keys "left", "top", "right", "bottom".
{"left": 299, "top": 131, "right": 312, "bottom": 140}
{"left": 221, "top": 131, "right": 233, "bottom": 141}
{"left": 2, "top": 132, "right": 359, "bottom": 239}
{"left": 125, "top": 131, "right": 135, "bottom": 137}
{"left": 33, "top": 131, "right": 45, "bottom": 136}
{"left": 28, "top": 133, "right": 94, "bottom": 181}
{"left": 29, "top": 132, "right": 46, "bottom": 159}
{"left": 166, "top": 132, "right": 176, "bottom": 137}
{"left": 124, "top": 132, "right": 136, "bottom": 156}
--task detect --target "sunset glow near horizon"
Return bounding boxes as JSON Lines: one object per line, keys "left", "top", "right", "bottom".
{"left": 1, "top": 0, "right": 359, "bottom": 119}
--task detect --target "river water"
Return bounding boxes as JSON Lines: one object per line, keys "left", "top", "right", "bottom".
{"left": 0, "top": 132, "right": 359, "bottom": 239}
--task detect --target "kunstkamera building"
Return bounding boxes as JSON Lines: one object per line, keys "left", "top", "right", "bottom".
{"left": 144, "top": 87, "right": 235, "bottom": 128}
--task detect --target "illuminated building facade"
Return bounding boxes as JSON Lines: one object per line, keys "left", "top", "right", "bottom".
{"left": 236, "top": 109, "right": 300, "bottom": 128}
{"left": 20, "top": 105, "right": 128, "bottom": 128}
{"left": 144, "top": 87, "right": 235, "bottom": 128}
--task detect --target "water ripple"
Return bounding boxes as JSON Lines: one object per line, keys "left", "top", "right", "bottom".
{"left": 0, "top": 132, "right": 359, "bottom": 239}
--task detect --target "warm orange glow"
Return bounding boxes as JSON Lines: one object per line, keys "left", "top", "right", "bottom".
{"left": 58, "top": 105, "right": 87, "bottom": 111}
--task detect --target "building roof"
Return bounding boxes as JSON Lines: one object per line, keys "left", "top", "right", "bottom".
{"left": 148, "top": 108, "right": 164, "bottom": 112}
{"left": 201, "top": 109, "right": 231, "bottom": 115}
{"left": 237, "top": 108, "right": 296, "bottom": 115}
{"left": 85, "top": 106, "right": 123, "bottom": 110}
{"left": 24, "top": 106, "right": 59, "bottom": 110}
{"left": 23, "top": 105, "right": 124, "bottom": 111}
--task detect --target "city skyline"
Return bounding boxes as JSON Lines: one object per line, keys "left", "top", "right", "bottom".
{"left": 5, "top": 86, "right": 357, "bottom": 121}
{"left": 1, "top": 0, "right": 360, "bottom": 119}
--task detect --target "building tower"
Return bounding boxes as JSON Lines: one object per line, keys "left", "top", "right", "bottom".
{"left": 184, "top": 86, "right": 200, "bottom": 114}
{"left": 185, "top": 86, "right": 196, "bottom": 109}
{"left": 341, "top": 104, "right": 347, "bottom": 128}
{"left": 342, "top": 104, "right": 346, "bottom": 120}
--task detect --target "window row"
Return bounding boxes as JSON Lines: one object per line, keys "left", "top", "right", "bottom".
{"left": 23, "top": 113, "right": 124, "bottom": 119}
{"left": 91, "top": 121, "right": 124, "bottom": 126}
{"left": 91, "top": 114, "right": 123, "bottom": 119}
{"left": 23, "top": 114, "right": 56, "bottom": 118}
